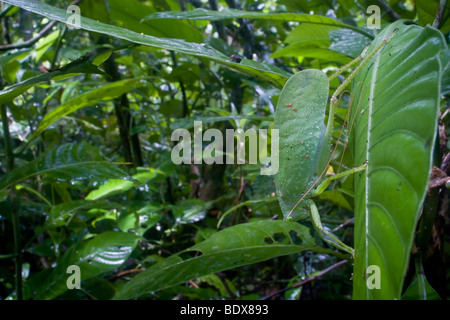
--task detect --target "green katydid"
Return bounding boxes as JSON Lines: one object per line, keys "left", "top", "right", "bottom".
{"left": 274, "top": 29, "right": 398, "bottom": 257}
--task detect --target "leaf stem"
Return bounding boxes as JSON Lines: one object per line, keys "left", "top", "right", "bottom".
{"left": 433, "top": 0, "right": 448, "bottom": 29}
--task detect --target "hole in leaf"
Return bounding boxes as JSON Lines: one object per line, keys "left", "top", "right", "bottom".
{"left": 178, "top": 250, "right": 203, "bottom": 261}
{"left": 264, "top": 237, "right": 274, "bottom": 244}
{"left": 272, "top": 232, "right": 289, "bottom": 244}
{"left": 289, "top": 230, "right": 303, "bottom": 245}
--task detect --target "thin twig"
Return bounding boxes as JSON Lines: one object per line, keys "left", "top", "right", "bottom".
{"left": 0, "top": 20, "right": 57, "bottom": 51}
{"left": 260, "top": 260, "right": 348, "bottom": 300}
{"left": 375, "top": 0, "right": 401, "bottom": 21}
{"left": 433, "top": 0, "right": 448, "bottom": 29}
{"left": 332, "top": 217, "right": 354, "bottom": 232}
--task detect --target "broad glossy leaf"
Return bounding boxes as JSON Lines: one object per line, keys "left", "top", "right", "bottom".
{"left": 86, "top": 168, "right": 161, "bottom": 200}
{"left": 118, "top": 204, "right": 162, "bottom": 236}
{"left": 2, "top": 0, "right": 291, "bottom": 88}
{"left": 0, "top": 143, "right": 129, "bottom": 191}
{"left": 274, "top": 69, "right": 329, "bottom": 219}
{"left": 142, "top": 8, "right": 373, "bottom": 39}
{"left": 35, "top": 231, "right": 139, "bottom": 299}
{"left": 113, "top": 220, "right": 334, "bottom": 300}
{"left": 329, "top": 28, "right": 369, "bottom": 59}
{"left": 350, "top": 21, "right": 446, "bottom": 299}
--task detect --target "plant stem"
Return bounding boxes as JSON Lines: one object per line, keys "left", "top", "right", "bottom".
{"left": 1, "top": 104, "right": 14, "bottom": 170}
{"left": 11, "top": 196, "right": 22, "bottom": 300}
{"left": 433, "top": 0, "right": 448, "bottom": 29}
{"left": 1, "top": 100, "right": 22, "bottom": 299}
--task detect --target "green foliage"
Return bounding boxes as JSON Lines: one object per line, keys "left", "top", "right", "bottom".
{"left": 0, "top": 0, "right": 448, "bottom": 301}
{"left": 0, "top": 143, "right": 129, "bottom": 191}
{"left": 35, "top": 231, "right": 140, "bottom": 300}
{"left": 114, "top": 220, "right": 336, "bottom": 300}
{"left": 350, "top": 21, "right": 446, "bottom": 299}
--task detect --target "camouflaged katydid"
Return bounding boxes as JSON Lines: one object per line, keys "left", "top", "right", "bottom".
{"left": 274, "top": 29, "right": 398, "bottom": 256}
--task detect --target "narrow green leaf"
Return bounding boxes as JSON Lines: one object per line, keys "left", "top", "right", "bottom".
{"left": 113, "top": 220, "right": 334, "bottom": 300}
{"left": 350, "top": 21, "right": 446, "bottom": 299}
{"left": 0, "top": 143, "right": 129, "bottom": 191}
{"left": 271, "top": 45, "right": 352, "bottom": 64}
{"left": 170, "top": 114, "right": 273, "bottom": 130}
{"left": 2, "top": 0, "right": 291, "bottom": 88}
{"left": 108, "top": 0, "right": 203, "bottom": 43}
{"left": 35, "top": 231, "right": 139, "bottom": 299}
{"left": 142, "top": 8, "right": 374, "bottom": 39}
{"left": 0, "top": 49, "right": 115, "bottom": 105}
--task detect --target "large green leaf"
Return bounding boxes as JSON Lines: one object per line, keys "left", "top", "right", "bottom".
{"left": 350, "top": 21, "right": 446, "bottom": 299}
{"left": 35, "top": 231, "right": 139, "bottom": 299}
{"left": 113, "top": 220, "right": 337, "bottom": 300}
{"left": 142, "top": 8, "right": 374, "bottom": 39}
{"left": 0, "top": 143, "right": 130, "bottom": 191}
{"left": 329, "top": 28, "right": 369, "bottom": 59}
{"left": 2, "top": 0, "right": 291, "bottom": 88}
{"left": 274, "top": 69, "right": 329, "bottom": 219}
